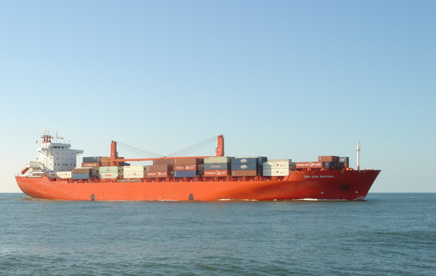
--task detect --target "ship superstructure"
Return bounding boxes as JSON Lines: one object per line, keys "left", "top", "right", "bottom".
{"left": 20, "top": 130, "right": 83, "bottom": 177}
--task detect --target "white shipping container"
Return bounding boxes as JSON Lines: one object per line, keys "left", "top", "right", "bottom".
{"left": 263, "top": 159, "right": 292, "bottom": 169}
{"left": 204, "top": 156, "right": 232, "bottom": 164}
{"left": 56, "top": 171, "right": 72, "bottom": 179}
{"left": 123, "top": 171, "right": 145, "bottom": 178}
{"left": 99, "top": 166, "right": 123, "bottom": 173}
{"left": 99, "top": 172, "right": 123, "bottom": 179}
{"left": 123, "top": 166, "right": 146, "bottom": 172}
{"left": 263, "top": 168, "right": 290, "bottom": 176}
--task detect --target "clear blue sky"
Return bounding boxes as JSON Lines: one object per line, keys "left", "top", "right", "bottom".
{"left": 1, "top": 0, "right": 435, "bottom": 193}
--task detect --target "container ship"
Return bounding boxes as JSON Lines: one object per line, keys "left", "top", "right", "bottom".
{"left": 15, "top": 131, "right": 380, "bottom": 201}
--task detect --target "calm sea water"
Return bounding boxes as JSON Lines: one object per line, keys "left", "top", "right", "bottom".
{"left": 0, "top": 193, "right": 435, "bottom": 276}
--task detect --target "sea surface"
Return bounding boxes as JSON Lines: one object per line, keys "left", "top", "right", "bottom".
{"left": 0, "top": 193, "right": 435, "bottom": 276}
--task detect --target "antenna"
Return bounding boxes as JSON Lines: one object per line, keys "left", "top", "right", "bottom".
{"left": 355, "top": 141, "right": 361, "bottom": 170}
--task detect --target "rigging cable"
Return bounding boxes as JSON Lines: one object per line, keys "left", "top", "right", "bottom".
{"left": 117, "top": 142, "right": 163, "bottom": 158}
{"left": 167, "top": 136, "right": 217, "bottom": 157}
{"left": 116, "top": 136, "right": 217, "bottom": 158}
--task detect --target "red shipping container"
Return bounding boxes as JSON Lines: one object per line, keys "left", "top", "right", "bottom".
{"left": 318, "top": 156, "right": 339, "bottom": 162}
{"left": 204, "top": 170, "right": 229, "bottom": 177}
{"left": 82, "top": 162, "right": 101, "bottom": 167}
{"left": 174, "top": 158, "right": 203, "bottom": 165}
{"left": 153, "top": 159, "right": 175, "bottom": 165}
{"left": 185, "top": 165, "right": 198, "bottom": 171}
{"left": 174, "top": 165, "right": 199, "bottom": 171}
{"left": 146, "top": 171, "right": 168, "bottom": 178}
{"left": 147, "top": 165, "right": 173, "bottom": 172}
{"left": 295, "top": 162, "right": 323, "bottom": 169}
{"left": 232, "top": 170, "right": 257, "bottom": 177}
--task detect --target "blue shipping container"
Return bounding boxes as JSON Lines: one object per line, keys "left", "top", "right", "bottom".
{"left": 232, "top": 158, "right": 259, "bottom": 164}
{"left": 204, "top": 163, "right": 229, "bottom": 170}
{"left": 71, "top": 173, "right": 91, "bottom": 179}
{"left": 231, "top": 164, "right": 258, "bottom": 171}
{"left": 174, "top": 171, "right": 198, "bottom": 178}
{"left": 83, "top": 156, "right": 101, "bottom": 162}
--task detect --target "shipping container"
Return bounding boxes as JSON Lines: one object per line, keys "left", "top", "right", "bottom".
{"left": 99, "top": 172, "right": 122, "bottom": 179}
{"left": 174, "top": 164, "right": 199, "bottom": 171}
{"left": 147, "top": 171, "right": 169, "bottom": 178}
{"left": 72, "top": 168, "right": 93, "bottom": 174}
{"left": 232, "top": 157, "right": 260, "bottom": 164}
{"left": 263, "top": 159, "right": 292, "bottom": 169}
{"left": 147, "top": 165, "right": 173, "bottom": 172}
{"left": 74, "top": 167, "right": 99, "bottom": 177}
{"left": 83, "top": 156, "right": 102, "bottom": 163}
{"left": 232, "top": 170, "right": 258, "bottom": 177}
{"left": 204, "top": 170, "right": 229, "bottom": 177}
{"left": 295, "top": 162, "right": 324, "bottom": 169}
{"left": 323, "top": 162, "right": 340, "bottom": 169}
{"left": 174, "top": 165, "right": 186, "bottom": 171}
{"left": 185, "top": 165, "right": 199, "bottom": 171}
{"left": 123, "top": 165, "right": 146, "bottom": 172}
{"left": 100, "top": 157, "right": 111, "bottom": 163}
{"left": 101, "top": 162, "right": 111, "bottom": 167}
{"left": 175, "top": 158, "right": 204, "bottom": 165}
{"left": 153, "top": 159, "right": 175, "bottom": 165}
{"left": 56, "top": 171, "right": 72, "bottom": 179}
{"left": 174, "top": 171, "right": 198, "bottom": 178}
{"left": 204, "top": 163, "right": 229, "bottom": 170}
{"left": 339, "top": 157, "right": 349, "bottom": 163}
{"left": 71, "top": 173, "right": 91, "bottom": 179}
{"left": 123, "top": 171, "right": 145, "bottom": 178}
{"left": 99, "top": 166, "right": 123, "bottom": 173}
{"left": 204, "top": 156, "right": 232, "bottom": 164}
{"left": 82, "top": 162, "right": 101, "bottom": 167}
{"left": 263, "top": 168, "right": 290, "bottom": 176}
{"left": 318, "top": 156, "right": 339, "bottom": 162}
{"left": 231, "top": 163, "right": 258, "bottom": 171}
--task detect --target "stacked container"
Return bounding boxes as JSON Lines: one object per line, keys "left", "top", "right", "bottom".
{"left": 174, "top": 158, "right": 203, "bottom": 178}
{"left": 83, "top": 156, "right": 113, "bottom": 167}
{"left": 99, "top": 166, "right": 124, "bottom": 179}
{"left": 56, "top": 171, "right": 72, "bottom": 179}
{"left": 231, "top": 157, "right": 267, "bottom": 177}
{"left": 295, "top": 162, "right": 323, "bottom": 169}
{"left": 147, "top": 164, "right": 173, "bottom": 178}
{"left": 82, "top": 156, "right": 101, "bottom": 168}
{"left": 82, "top": 162, "right": 100, "bottom": 167}
{"left": 204, "top": 156, "right": 232, "bottom": 177}
{"left": 123, "top": 165, "right": 147, "bottom": 179}
{"left": 100, "top": 157, "right": 111, "bottom": 167}
{"left": 339, "top": 157, "right": 349, "bottom": 168}
{"left": 318, "top": 156, "right": 340, "bottom": 169}
{"left": 263, "top": 159, "right": 294, "bottom": 176}
{"left": 71, "top": 167, "right": 93, "bottom": 179}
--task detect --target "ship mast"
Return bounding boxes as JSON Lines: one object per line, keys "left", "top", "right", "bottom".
{"left": 355, "top": 141, "right": 361, "bottom": 170}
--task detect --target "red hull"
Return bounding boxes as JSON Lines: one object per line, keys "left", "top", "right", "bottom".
{"left": 16, "top": 170, "right": 380, "bottom": 201}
